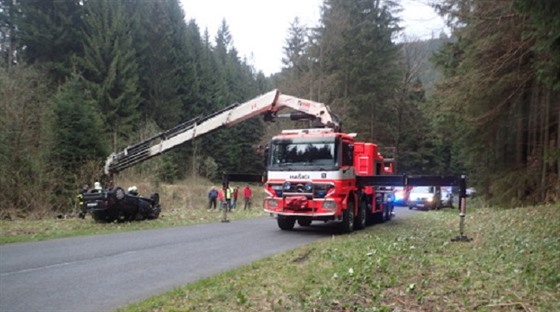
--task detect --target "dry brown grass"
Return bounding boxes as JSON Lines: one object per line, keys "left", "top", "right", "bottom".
{"left": 114, "top": 173, "right": 261, "bottom": 212}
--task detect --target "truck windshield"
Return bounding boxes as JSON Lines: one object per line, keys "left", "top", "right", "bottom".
{"left": 269, "top": 138, "right": 337, "bottom": 170}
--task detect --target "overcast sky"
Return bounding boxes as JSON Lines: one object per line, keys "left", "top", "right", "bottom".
{"left": 179, "top": 0, "right": 447, "bottom": 76}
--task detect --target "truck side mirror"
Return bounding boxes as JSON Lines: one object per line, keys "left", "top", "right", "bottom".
{"left": 263, "top": 144, "right": 269, "bottom": 167}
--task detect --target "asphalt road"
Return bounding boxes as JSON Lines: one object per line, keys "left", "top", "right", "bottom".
{"left": 0, "top": 207, "right": 417, "bottom": 312}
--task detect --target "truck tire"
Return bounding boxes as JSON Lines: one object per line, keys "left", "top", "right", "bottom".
{"left": 340, "top": 200, "right": 355, "bottom": 233}
{"left": 363, "top": 196, "right": 375, "bottom": 226}
{"left": 373, "top": 211, "right": 385, "bottom": 224}
{"left": 384, "top": 204, "right": 392, "bottom": 222}
{"left": 354, "top": 199, "right": 367, "bottom": 230}
{"left": 277, "top": 215, "right": 296, "bottom": 230}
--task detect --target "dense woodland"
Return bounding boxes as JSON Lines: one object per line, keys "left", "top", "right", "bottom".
{"left": 0, "top": 0, "right": 558, "bottom": 217}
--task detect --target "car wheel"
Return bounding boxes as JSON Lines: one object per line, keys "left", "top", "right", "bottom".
{"left": 340, "top": 200, "right": 355, "bottom": 233}
{"left": 152, "top": 204, "right": 161, "bottom": 219}
{"left": 114, "top": 187, "right": 126, "bottom": 201}
{"left": 277, "top": 215, "right": 296, "bottom": 230}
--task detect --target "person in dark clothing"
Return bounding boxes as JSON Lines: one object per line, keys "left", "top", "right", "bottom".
{"left": 208, "top": 186, "right": 218, "bottom": 209}
{"left": 232, "top": 186, "right": 239, "bottom": 209}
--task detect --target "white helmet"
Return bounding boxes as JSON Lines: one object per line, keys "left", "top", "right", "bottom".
{"left": 94, "top": 182, "right": 102, "bottom": 190}
{"left": 127, "top": 186, "right": 138, "bottom": 193}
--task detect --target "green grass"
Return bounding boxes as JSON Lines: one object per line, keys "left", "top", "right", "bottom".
{"left": 120, "top": 204, "right": 560, "bottom": 312}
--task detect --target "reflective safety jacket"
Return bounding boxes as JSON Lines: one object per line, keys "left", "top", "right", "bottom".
{"left": 225, "top": 187, "right": 233, "bottom": 200}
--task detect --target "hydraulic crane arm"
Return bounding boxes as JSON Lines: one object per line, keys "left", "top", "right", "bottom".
{"left": 104, "top": 89, "right": 341, "bottom": 175}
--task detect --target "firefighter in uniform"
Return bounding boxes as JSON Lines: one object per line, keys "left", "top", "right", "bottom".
{"left": 225, "top": 186, "right": 233, "bottom": 211}
{"left": 77, "top": 184, "right": 89, "bottom": 219}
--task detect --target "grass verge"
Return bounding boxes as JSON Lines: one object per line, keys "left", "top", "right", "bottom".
{"left": 0, "top": 179, "right": 266, "bottom": 244}
{"left": 121, "top": 204, "right": 560, "bottom": 312}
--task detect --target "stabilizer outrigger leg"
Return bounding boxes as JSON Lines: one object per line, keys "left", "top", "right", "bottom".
{"left": 221, "top": 174, "right": 230, "bottom": 223}
{"left": 451, "top": 175, "right": 472, "bottom": 242}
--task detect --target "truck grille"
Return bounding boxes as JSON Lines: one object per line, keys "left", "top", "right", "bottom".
{"left": 268, "top": 182, "right": 334, "bottom": 198}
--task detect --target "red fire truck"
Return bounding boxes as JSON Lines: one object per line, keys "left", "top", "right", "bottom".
{"left": 262, "top": 128, "right": 396, "bottom": 233}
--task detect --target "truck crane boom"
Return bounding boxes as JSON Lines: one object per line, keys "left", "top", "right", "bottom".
{"left": 104, "top": 89, "right": 341, "bottom": 175}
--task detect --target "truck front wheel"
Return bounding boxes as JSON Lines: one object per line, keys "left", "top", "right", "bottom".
{"left": 277, "top": 215, "right": 296, "bottom": 230}
{"left": 340, "top": 200, "right": 355, "bottom": 233}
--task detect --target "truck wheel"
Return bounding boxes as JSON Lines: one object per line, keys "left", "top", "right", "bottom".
{"left": 384, "top": 205, "right": 392, "bottom": 221}
{"left": 354, "top": 200, "right": 366, "bottom": 230}
{"left": 297, "top": 218, "right": 312, "bottom": 227}
{"left": 363, "top": 197, "right": 375, "bottom": 226}
{"left": 340, "top": 200, "right": 355, "bottom": 233}
{"left": 277, "top": 215, "right": 296, "bottom": 230}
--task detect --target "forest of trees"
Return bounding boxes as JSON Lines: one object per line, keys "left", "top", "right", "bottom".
{"left": 0, "top": 0, "right": 558, "bottom": 217}
{"left": 274, "top": 0, "right": 559, "bottom": 206}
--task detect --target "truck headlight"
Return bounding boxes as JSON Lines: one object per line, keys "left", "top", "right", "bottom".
{"left": 322, "top": 200, "right": 337, "bottom": 211}
{"left": 267, "top": 199, "right": 278, "bottom": 207}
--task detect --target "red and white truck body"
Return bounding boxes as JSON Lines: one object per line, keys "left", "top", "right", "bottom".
{"left": 263, "top": 128, "right": 395, "bottom": 232}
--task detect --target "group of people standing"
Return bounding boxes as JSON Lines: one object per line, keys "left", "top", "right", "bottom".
{"left": 208, "top": 184, "right": 253, "bottom": 211}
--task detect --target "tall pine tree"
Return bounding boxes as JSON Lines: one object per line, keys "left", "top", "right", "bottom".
{"left": 16, "top": 0, "right": 84, "bottom": 83}
{"left": 310, "top": 0, "right": 402, "bottom": 144}
{"left": 433, "top": 0, "right": 560, "bottom": 204}
{"left": 78, "top": 0, "right": 141, "bottom": 151}
{"left": 50, "top": 75, "right": 108, "bottom": 174}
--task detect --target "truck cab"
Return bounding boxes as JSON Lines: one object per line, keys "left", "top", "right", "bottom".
{"left": 263, "top": 129, "right": 392, "bottom": 232}
{"left": 264, "top": 129, "right": 355, "bottom": 224}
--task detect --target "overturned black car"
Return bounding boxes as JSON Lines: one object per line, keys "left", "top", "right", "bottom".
{"left": 81, "top": 187, "right": 161, "bottom": 222}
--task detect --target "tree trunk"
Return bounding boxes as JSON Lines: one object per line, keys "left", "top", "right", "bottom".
{"left": 557, "top": 100, "right": 560, "bottom": 195}
{"left": 540, "top": 87, "right": 550, "bottom": 202}
{"left": 113, "top": 130, "right": 117, "bottom": 154}
{"left": 516, "top": 93, "right": 524, "bottom": 167}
